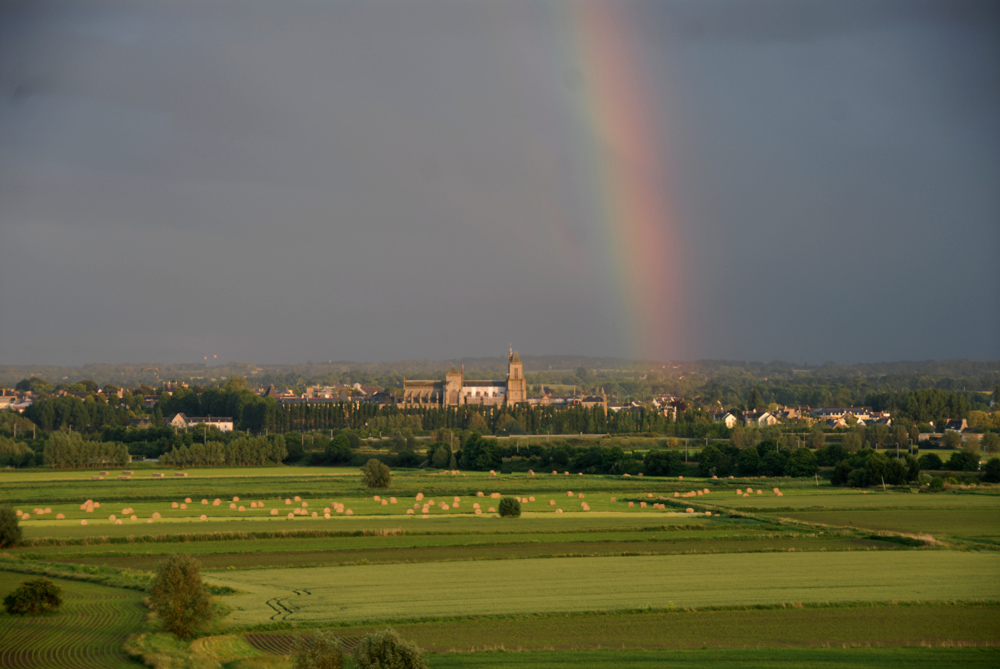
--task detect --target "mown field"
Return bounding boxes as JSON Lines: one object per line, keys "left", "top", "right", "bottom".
{"left": 1, "top": 466, "right": 999, "bottom": 667}
{"left": 0, "top": 571, "right": 145, "bottom": 668}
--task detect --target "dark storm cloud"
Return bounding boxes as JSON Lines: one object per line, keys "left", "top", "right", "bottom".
{"left": 0, "top": 0, "right": 996, "bottom": 365}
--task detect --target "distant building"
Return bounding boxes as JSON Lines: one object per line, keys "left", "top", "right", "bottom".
{"left": 744, "top": 411, "right": 778, "bottom": 427}
{"left": 945, "top": 419, "right": 968, "bottom": 433}
{"left": 712, "top": 411, "right": 737, "bottom": 429}
{"left": 401, "top": 350, "right": 528, "bottom": 408}
{"left": 167, "top": 413, "right": 234, "bottom": 432}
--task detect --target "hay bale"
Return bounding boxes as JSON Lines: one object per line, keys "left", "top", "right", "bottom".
{"left": 567, "top": 491, "right": 574, "bottom": 497}
{"left": 647, "top": 493, "right": 654, "bottom": 498}
{"left": 100, "top": 471, "right": 109, "bottom": 475}
{"left": 555, "top": 509, "right": 563, "bottom": 514}
{"left": 374, "top": 495, "right": 380, "bottom": 501}
{"left": 91, "top": 476, "right": 102, "bottom": 481}
{"left": 115, "top": 519, "right": 122, "bottom": 525}
{"left": 213, "top": 499, "right": 222, "bottom": 506}
{"left": 311, "top": 512, "right": 318, "bottom": 517}
{"left": 80, "top": 519, "right": 88, "bottom": 526}
{"left": 488, "top": 507, "right": 496, "bottom": 513}
{"left": 453, "top": 496, "right": 461, "bottom": 503}
{"left": 130, "top": 514, "right": 137, "bottom": 521}
{"left": 697, "top": 491, "right": 703, "bottom": 496}
{"left": 490, "top": 492, "right": 501, "bottom": 499}
{"left": 238, "top": 506, "right": 245, "bottom": 512}
{"left": 179, "top": 503, "right": 187, "bottom": 509}
{"left": 381, "top": 500, "right": 388, "bottom": 506}
{"left": 610, "top": 497, "right": 616, "bottom": 503}
{"left": 229, "top": 503, "right": 237, "bottom": 509}
{"left": 489, "top": 470, "right": 496, "bottom": 476}
{"left": 712, "top": 475, "right": 718, "bottom": 479}
{"left": 736, "top": 489, "right": 743, "bottom": 495}
{"left": 152, "top": 512, "right": 161, "bottom": 519}
{"left": 285, "top": 499, "right": 292, "bottom": 505}
{"left": 674, "top": 492, "right": 680, "bottom": 498}
{"left": 552, "top": 470, "right": 558, "bottom": 475}
{"left": 287, "top": 512, "right": 295, "bottom": 519}
{"left": 756, "top": 490, "right": 763, "bottom": 495}
{"left": 704, "top": 488, "right": 710, "bottom": 493}
{"left": 528, "top": 470, "right": 535, "bottom": 476}
{"left": 678, "top": 475, "right": 683, "bottom": 480}
{"left": 578, "top": 493, "right": 585, "bottom": 499}
{"left": 294, "top": 496, "right": 301, "bottom": 502}
{"left": 345, "top": 509, "right": 353, "bottom": 516}
{"left": 476, "top": 491, "right": 484, "bottom": 497}
{"left": 301, "top": 502, "right": 308, "bottom": 508}
{"left": 548, "top": 500, "right": 555, "bottom": 506}
{"left": 147, "top": 519, "right": 154, "bottom": 524}
{"left": 686, "top": 508, "right": 694, "bottom": 514}
{"left": 184, "top": 498, "right": 192, "bottom": 504}
{"left": 390, "top": 497, "right": 397, "bottom": 504}
{"left": 407, "top": 509, "right": 415, "bottom": 515}
{"left": 109, "top": 514, "right": 116, "bottom": 521}
{"left": 623, "top": 473, "right": 631, "bottom": 477}
{"left": 474, "top": 509, "right": 481, "bottom": 515}
{"left": 416, "top": 493, "right": 425, "bottom": 501}
{"left": 473, "top": 503, "right": 481, "bottom": 509}
{"left": 56, "top": 513, "right": 65, "bottom": 519}
{"left": 171, "top": 502, "right": 179, "bottom": 508}
{"left": 640, "top": 502, "right": 646, "bottom": 508}
{"left": 94, "top": 502, "right": 100, "bottom": 508}
{"left": 637, "top": 472, "right": 643, "bottom": 477}
{"left": 628, "top": 502, "right": 634, "bottom": 508}
{"left": 705, "top": 511, "right": 712, "bottom": 516}
{"left": 202, "top": 499, "right": 209, "bottom": 505}
{"left": 271, "top": 509, "right": 279, "bottom": 515}
{"left": 743, "top": 494, "right": 749, "bottom": 498}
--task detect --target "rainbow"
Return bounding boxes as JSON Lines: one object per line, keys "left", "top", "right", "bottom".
{"left": 518, "top": 2, "right": 686, "bottom": 360}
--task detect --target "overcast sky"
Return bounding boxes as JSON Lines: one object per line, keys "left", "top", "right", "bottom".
{"left": 1, "top": 0, "right": 997, "bottom": 366}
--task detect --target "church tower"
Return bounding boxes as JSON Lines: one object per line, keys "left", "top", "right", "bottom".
{"left": 506, "top": 349, "right": 527, "bottom": 405}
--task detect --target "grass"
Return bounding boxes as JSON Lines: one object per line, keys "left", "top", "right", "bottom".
{"left": 241, "top": 603, "right": 1000, "bottom": 652}
{"left": 0, "top": 570, "right": 146, "bottom": 669}
{"left": 206, "top": 551, "right": 1000, "bottom": 625}
{"left": 772, "top": 509, "right": 1000, "bottom": 538}
{"left": 428, "top": 648, "right": 1000, "bottom": 668}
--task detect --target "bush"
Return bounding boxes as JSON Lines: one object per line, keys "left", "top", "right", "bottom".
{"left": 983, "top": 458, "right": 1000, "bottom": 483}
{"left": 0, "top": 505, "right": 22, "bottom": 549}
{"left": 643, "top": 449, "right": 681, "bottom": 476}
{"left": 361, "top": 459, "right": 392, "bottom": 488}
{"left": 293, "top": 631, "right": 343, "bottom": 669}
{"left": 3, "top": 578, "right": 62, "bottom": 615}
{"left": 918, "top": 453, "right": 943, "bottom": 470}
{"left": 149, "top": 555, "right": 212, "bottom": 637}
{"left": 353, "top": 628, "right": 428, "bottom": 669}
{"left": 930, "top": 476, "right": 945, "bottom": 490}
{"left": 498, "top": 497, "right": 521, "bottom": 518}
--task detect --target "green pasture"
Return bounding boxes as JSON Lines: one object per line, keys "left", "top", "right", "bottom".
{"left": 429, "top": 648, "right": 1000, "bottom": 669}
{"left": 0, "top": 571, "right": 146, "bottom": 669}
{"left": 775, "top": 509, "right": 1000, "bottom": 538}
{"left": 207, "top": 551, "right": 1000, "bottom": 626}
{"left": 244, "top": 603, "right": 1000, "bottom": 653}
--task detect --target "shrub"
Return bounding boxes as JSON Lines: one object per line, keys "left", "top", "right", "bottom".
{"left": 361, "top": 459, "right": 392, "bottom": 488}
{"left": 643, "top": 448, "right": 681, "bottom": 476}
{"left": 498, "top": 497, "right": 521, "bottom": 518}
{"left": 918, "top": 453, "right": 943, "bottom": 470}
{"left": 930, "top": 476, "right": 945, "bottom": 490}
{"left": 983, "top": 458, "right": 1000, "bottom": 483}
{"left": 0, "top": 505, "right": 22, "bottom": 549}
{"left": 353, "top": 628, "right": 428, "bottom": 669}
{"left": 149, "top": 555, "right": 212, "bottom": 637}
{"left": 430, "top": 445, "right": 451, "bottom": 469}
{"left": 293, "top": 631, "right": 343, "bottom": 669}
{"left": 3, "top": 578, "right": 63, "bottom": 615}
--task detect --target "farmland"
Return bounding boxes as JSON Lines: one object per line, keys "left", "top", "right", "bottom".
{"left": 1, "top": 466, "right": 999, "bottom": 667}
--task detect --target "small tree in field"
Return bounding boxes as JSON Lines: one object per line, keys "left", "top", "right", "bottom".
{"left": 498, "top": 497, "right": 521, "bottom": 518}
{"left": 3, "top": 578, "right": 62, "bottom": 615}
{"left": 293, "top": 631, "right": 343, "bottom": 669}
{"left": 362, "top": 459, "right": 392, "bottom": 489}
{"left": 149, "top": 555, "right": 212, "bottom": 637}
{"left": 0, "top": 505, "right": 22, "bottom": 548}
{"left": 353, "top": 628, "right": 427, "bottom": 669}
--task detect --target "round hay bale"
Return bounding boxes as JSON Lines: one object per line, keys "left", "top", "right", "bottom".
{"left": 416, "top": 493, "right": 424, "bottom": 501}
{"left": 301, "top": 502, "right": 308, "bottom": 508}
{"left": 453, "top": 496, "right": 460, "bottom": 503}
{"left": 271, "top": 509, "right": 278, "bottom": 515}
{"left": 56, "top": 513, "right": 65, "bottom": 519}
{"left": 311, "top": 512, "right": 317, "bottom": 517}
{"left": 476, "top": 491, "right": 484, "bottom": 497}
{"left": 179, "top": 503, "right": 187, "bottom": 509}
{"left": 552, "top": 470, "right": 558, "bottom": 475}
{"left": 202, "top": 499, "right": 209, "bottom": 505}
{"left": 381, "top": 499, "right": 388, "bottom": 506}
{"left": 130, "top": 515, "right": 137, "bottom": 521}
{"left": 474, "top": 509, "right": 482, "bottom": 515}
{"left": 488, "top": 507, "right": 496, "bottom": 513}
{"left": 147, "top": 519, "right": 154, "bottom": 524}
{"left": 628, "top": 501, "right": 634, "bottom": 507}
{"left": 94, "top": 502, "right": 100, "bottom": 508}
{"left": 200, "top": 514, "right": 208, "bottom": 521}
{"left": 345, "top": 509, "right": 353, "bottom": 516}
{"left": 610, "top": 497, "right": 616, "bottom": 503}
{"left": 152, "top": 512, "right": 161, "bottom": 519}
{"left": 528, "top": 470, "right": 535, "bottom": 476}
{"left": 757, "top": 490, "right": 763, "bottom": 495}
{"left": 407, "top": 509, "right": 414, "bottom": 515}
{"left": 489, "top": 470, "right": 496, "bottom": 476}
{"left": 736, "top": 489, "right": 743, "bottom": 495}
{"left": 623, "top": 473, "right": 631, "bottom": 477}
{"left": 674, "top": 492, "right": 680, "bottom": 497}
{"left": 548, "top": 500, "right": 555, "bottom": 506}
{"left": 374, "top": 496, "right": 380, "bottom": 501}
{"left": 229, "top": 503, "right": 237, "bottom": 509}
{"left": 285, "top": 499, "right": 292, "bottom": 504}
{"left": 567, "top": 491, "right": 574, "bottom": 497}
{"left": 578, "top": 493, "right": 585, "bottom": 499}
{"left": 213, "top": 499, "right": 221, "bottom": 506}
{"left": 686, "top": 508, "right": 694, "bottom": 514}
{"left": 233, "top": 496, "right": 239, "bottom": 502}
{"left": 294, "top": 496, "right": 301, "bottom": 502}
{"left": 640, "top": 502, "right": 647, "bottom": 508}
{"left": 80, "top": 519, "right": 88, "bottom": 526}
{"left": 238, "top": 506, "right": 245, "bottom": 512}
{"left": 705, "top": 511, "right": 712, "bottom": 516}
{"left": 115, "top": 519, "right": 122, "bottom": 525}
{"left": 171, "top": 502, "right": 179, "bottom": 508}
{"left": 473, "top": 503, "right": 481, "bottom": 509}
{"left": 555, "top": 509, "right": 563, "bottom": 514}
{"left": 184, "top": 498, "right": 192, "bottom": 504}
{"left": 389, "top": 497, "right": 397, "bottom": 504}
{"left": 287, "top": 512, "right": 295, "bottom": 519}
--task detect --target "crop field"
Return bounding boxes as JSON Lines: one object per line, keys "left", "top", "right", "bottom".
{"left": 0, "top": 571, "right": 146, "bottom": 668}
{"left": 2, "top": 465, "right": 999, "bottom": 667}
{"left": 206, "top": 551, "right": 1000, "bottom": 625}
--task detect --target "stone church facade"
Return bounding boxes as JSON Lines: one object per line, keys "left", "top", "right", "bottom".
{"left": 401, "top": 350, "right": 528, "bottom": 408}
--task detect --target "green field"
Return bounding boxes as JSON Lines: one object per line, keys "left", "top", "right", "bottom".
{"left": 2, "top": 466, "right": 999, "bottom": 667}
{"left": 0, "top": 571, "right": 146, "bottom": 668}
{"left": 207, "top": 551, "right": 1000, "bottom": 625}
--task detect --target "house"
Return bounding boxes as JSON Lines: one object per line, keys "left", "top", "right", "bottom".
{"left": 945, "top": 419, "right": 968, "bottom": 433}
{"left": 744, "top": 411, "right": 778, "bottom": 427}
{"left": 809, "top": 407, "right": 873, "bottom": 422}
{"left": 712, "top": 412, "right": 737, "bottom": 429}
{"left": 166, "top": 413, "right": 234, "bottom": 432}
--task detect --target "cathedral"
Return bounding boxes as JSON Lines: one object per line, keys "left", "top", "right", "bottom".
{"left": 401, "top": 350, "right": 528, "bottom": 408}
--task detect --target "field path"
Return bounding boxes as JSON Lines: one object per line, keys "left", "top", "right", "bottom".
{"left": 207, "top": 550, "right": 1000, "bottom": 625}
